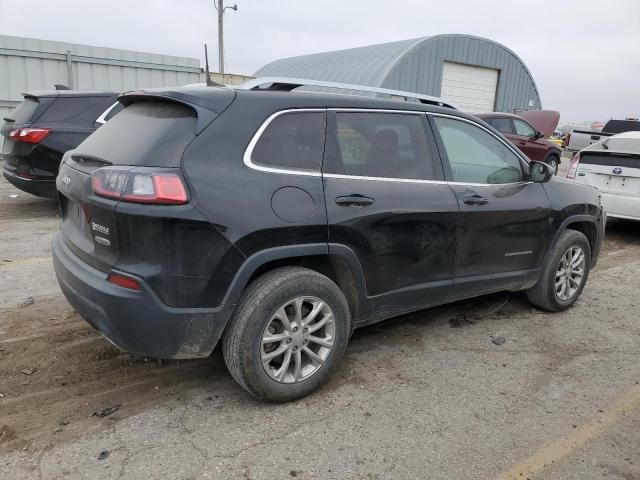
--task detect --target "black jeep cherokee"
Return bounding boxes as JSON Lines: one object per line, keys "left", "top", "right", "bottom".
{"left": 52, "top": 82, "right": 605, "bottom": 401}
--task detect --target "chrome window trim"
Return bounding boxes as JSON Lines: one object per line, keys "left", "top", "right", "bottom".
{"left": 243, "top": 108, "right": 532, "bottom": 187}
{"left": 243, "top": 108, "right": 325, "bottom": 177}
{"left": 323, "top": 173, "right": 448, "bottom": 185}
{"left": 323, "top": 173, "right": 526, "bottom": 188}
{"left": 328, "top": 108, "right": 425, "bottom": 115}
{"left": 95, "top": 102, "right": 120, "bottom": 125}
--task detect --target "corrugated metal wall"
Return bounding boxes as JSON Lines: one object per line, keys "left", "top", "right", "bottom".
{"left": 0, "top": 35, "right": 202, "bottom": 120}
{"left": 382, "top": 35, "right": 540, "bottom": 112}
{"left": 255, "top": 34, "right": 541, "bottom": 113}
{"left": 201, "top": 72, "right": 255, "bottom": 86}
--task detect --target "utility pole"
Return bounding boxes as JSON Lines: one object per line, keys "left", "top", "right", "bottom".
{"left": 214, "top": 0, "right": 238, "bottom": 74}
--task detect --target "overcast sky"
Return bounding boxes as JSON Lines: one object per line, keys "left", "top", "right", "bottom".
{"left": 2, "top": 0, "right": 639, "bottom": 123}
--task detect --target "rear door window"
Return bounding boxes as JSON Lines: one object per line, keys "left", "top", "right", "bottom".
{"left": 251, "top": 111, "right": 325, "bottom": 172}
{"left": 326, "top": 112, "right": 435, "bottom": 180}
{"left": 487, "top": 117, "right": 513, "bottom": 134}
{"left": 433, "top": 116, "right": 525, "bottom": 184}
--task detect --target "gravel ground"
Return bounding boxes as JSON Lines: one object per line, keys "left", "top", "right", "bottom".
{"left": 0, "top": 170, "right": 638, "bottom": 480}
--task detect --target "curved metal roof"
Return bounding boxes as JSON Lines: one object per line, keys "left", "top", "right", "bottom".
{"left": 255, "top": 37, "right": 422, "bottom": 86}
{"left": 255, "top": 34, "right": 541, "bottom": 112}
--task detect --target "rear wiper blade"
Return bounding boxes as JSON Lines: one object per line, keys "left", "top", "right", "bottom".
{"left": 2, "top": 117, "right": 15, "bottom": 123}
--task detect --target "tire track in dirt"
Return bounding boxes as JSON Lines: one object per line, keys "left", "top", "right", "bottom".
{"left": 1, "top": 169, "right": 639, "bottom": 453}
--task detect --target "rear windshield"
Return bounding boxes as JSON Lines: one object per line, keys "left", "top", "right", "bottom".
{"left": 4, "top": 97, "right": 40, "bottom": 124}
{"left": 581, "top": 152, "right": 640, "bottom": 168}
{"left": 38, "top": 96, "right": 110, "bottom": 123}
{"left": 603, "top": 120, "right": 640, "bottom": 134}
{"left": 74, "top": 101, "right": 197, "bottom": 167}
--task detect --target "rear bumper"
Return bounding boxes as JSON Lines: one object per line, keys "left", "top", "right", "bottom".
{"left": 601, "top": 193, "right": 640, "bottom": 221}
{"left": 52, "top": 232, "right": 235, "bottom": 359}
{"left": 3, "top": 168, "right": 57, "bottom": 198}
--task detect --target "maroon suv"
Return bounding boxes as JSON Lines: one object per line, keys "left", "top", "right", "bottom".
{"left": 477, "top": 112, "right": 562, "bottom": 174}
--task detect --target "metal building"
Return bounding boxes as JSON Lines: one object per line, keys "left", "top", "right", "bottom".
{"left": 255, "top": 34, "right": 541, "bottom": 114}
{"left": 0, "top": 35, "right": 202, "bottom": 120}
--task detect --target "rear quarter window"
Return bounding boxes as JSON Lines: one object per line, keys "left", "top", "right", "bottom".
{"left": 487, "top": 117, "right": 513, "bottom": 134}
{"left": 250, "top": 111, "right": 325, "bottom": 172}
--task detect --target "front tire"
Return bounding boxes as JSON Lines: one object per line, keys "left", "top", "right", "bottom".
{"left": 527, "top": 230, "right": 591, "bottom": 312}
{"left": 222, "top": 267, "right": 351, "bottom": 402}
{"left": 546, "top": 154, "right": 559, "bottom": 175}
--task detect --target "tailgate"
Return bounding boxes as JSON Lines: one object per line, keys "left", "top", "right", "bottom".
{"left": 57, "top": 157, "right": 124, "bottom": 272}
{"left": 577, "top": 152, "right": 640, "bottom": 196}
{"left": 1, "top": 95, "right": 56, "bottom": 163}
{"left": 54, "top": 98, "right": 207, "bottom": 272}
{"left": 569, "top": 130, "right": 611, "bottom": 151}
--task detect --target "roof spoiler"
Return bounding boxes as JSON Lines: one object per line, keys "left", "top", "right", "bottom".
{"left": 237, "top": 77, "right": 456, "bottom": 109}
{"left": 118, "top": 88, "right": 236, "bottom": 134}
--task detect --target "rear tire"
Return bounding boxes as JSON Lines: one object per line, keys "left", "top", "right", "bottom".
{"left": 222, "top": 267, "right": 351, "bottom": 402}
{"left": 527, "top": 230, "right": 591, "bottom": 312}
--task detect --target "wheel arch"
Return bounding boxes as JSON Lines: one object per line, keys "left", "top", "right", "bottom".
{"left": 221, "top": 244, "right": 369, "bottom": 322}
{"left": 552, "top": 216, "right": 599, "bottom": 262}
{"left": 544, "top": 149, "right": 562, "bottom": 163}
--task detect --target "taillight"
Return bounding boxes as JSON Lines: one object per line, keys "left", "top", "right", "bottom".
{"left": 122, "top": 173, "right": 188, "bottom": 204}
{"left": 8, "top": 128, "right": 50, "bottom": 144}
{"left": 107, "top": 272, "right": 141, "bottom": 291}
{"left": 91, "top": 167, "right": 188, "bottom": 205}
{"left": 91, "top": 168, "right": 129, "bottom": 200}
{"left": 565, "top": 153, "right": 581, "bottom": 179}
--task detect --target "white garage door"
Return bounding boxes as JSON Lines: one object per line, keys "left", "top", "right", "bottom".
{"left": 440, "top": 62, "right": 498, "bottom": 113}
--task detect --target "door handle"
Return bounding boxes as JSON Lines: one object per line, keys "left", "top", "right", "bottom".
{"left": 518, "top": 141, "right": 527, "bottom": 146}
{"left": 335, "top": 195, "right": 374, "bottom": 207}
{"left": 463, "top": 195, "right": 489, "bottom": 205}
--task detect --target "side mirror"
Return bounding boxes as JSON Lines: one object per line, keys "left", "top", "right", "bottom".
{"left": 534, "top": 130, "right": 545, "bottom": 139}
{"left": 530, "top": 161, "right": 553, "bottom": 183}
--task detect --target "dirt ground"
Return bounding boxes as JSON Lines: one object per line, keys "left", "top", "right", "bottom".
{"left": 0, "top": 165, "right": 639, "bottom": 479}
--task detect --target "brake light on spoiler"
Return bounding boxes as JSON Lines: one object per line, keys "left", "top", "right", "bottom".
{"left": 8, "top": 128, "right": 50, "bottom": 144}
{"left": 91, "top": 167, "right": 188, "bottom": 205}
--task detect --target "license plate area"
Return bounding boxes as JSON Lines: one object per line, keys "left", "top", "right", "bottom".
{"left": 604, "top": 175, "right": 632, "bottom": 195}
{"left": 61, "top": 196, "right": 94, "bottom": 247}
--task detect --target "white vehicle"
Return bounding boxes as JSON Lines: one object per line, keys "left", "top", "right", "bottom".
{"left": 566, "top": 119, "right": 640, "bottom": 153}
{"left": 566, "top": 131, "right": 640, "bottom": 221}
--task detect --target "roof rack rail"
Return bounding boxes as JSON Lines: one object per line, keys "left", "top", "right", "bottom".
{"left": 236, "top": 77, "right": 456, "bottom": 109}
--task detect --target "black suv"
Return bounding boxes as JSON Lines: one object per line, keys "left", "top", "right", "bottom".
{"left": 1, "top": 89, "right": 119, "bottom": 197}
{"left": 52, "top": 81, "right": 605, "bottom": 401}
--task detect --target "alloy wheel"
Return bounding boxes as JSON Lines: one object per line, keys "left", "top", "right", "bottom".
{"left": 555, "top": 246, "right": 585, "bottom": 301}
{"left": 261, "top": 296, "right": 335, "bottom": 383}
